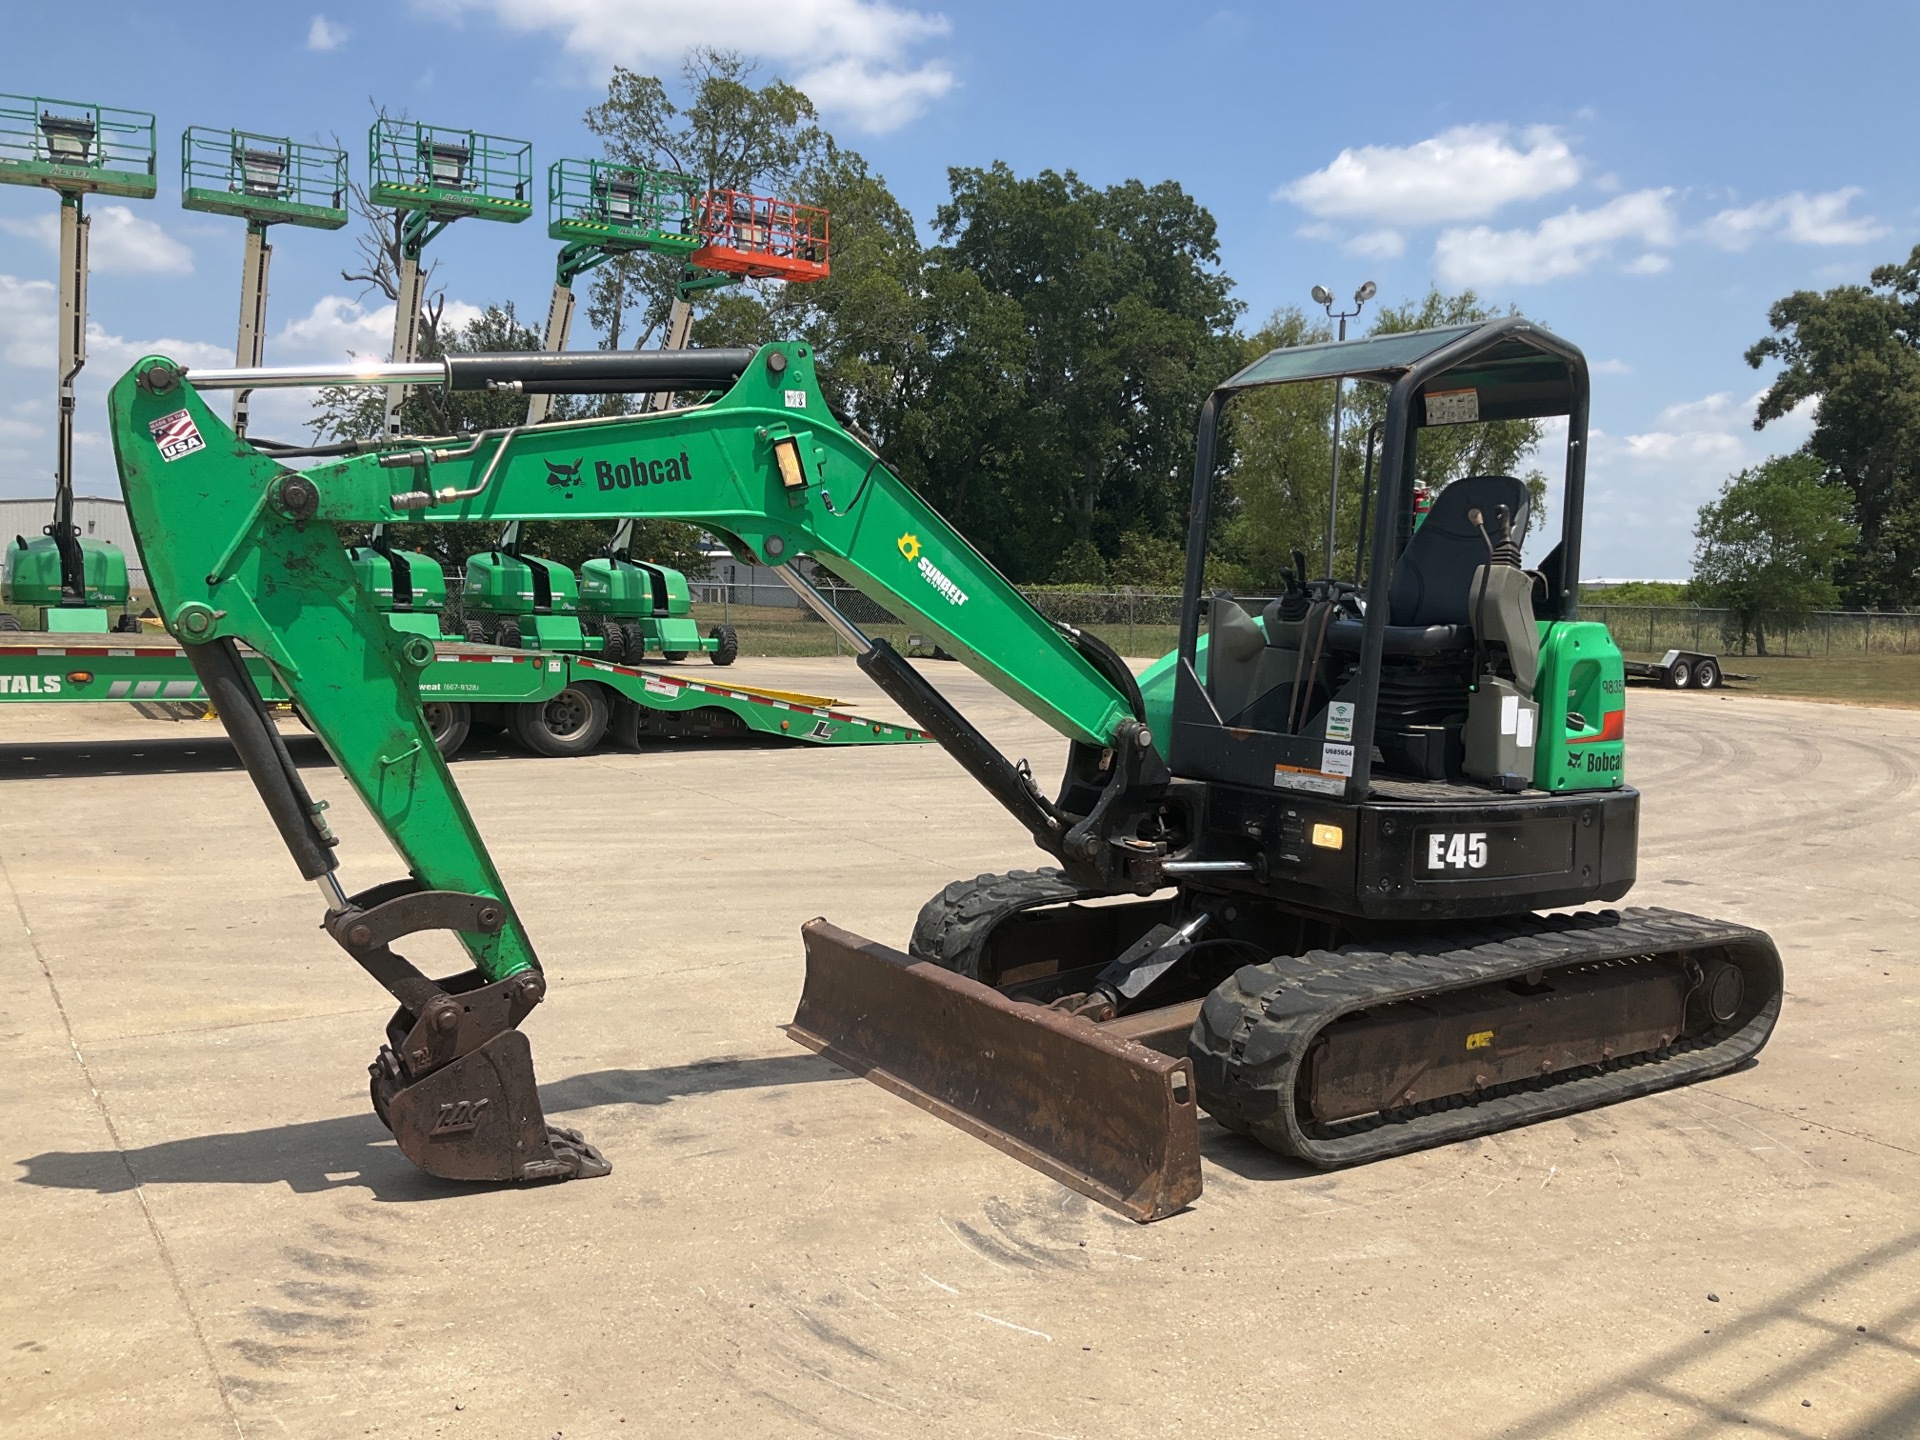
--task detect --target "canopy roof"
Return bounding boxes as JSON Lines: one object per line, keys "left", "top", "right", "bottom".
{"left": 1218, "top": 318, "right": 1585, "bottom": 423}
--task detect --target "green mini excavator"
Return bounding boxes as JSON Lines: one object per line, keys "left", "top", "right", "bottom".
{"left": 108, "top": 321, "right": 1781, "bottom": 1219}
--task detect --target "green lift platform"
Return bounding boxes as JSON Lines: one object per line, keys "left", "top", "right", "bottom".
{"left": 0, "top": 93, "right": 157, "bottom": 633}
{"left": 181, "top": 127, "right": 347, "bottom": 435}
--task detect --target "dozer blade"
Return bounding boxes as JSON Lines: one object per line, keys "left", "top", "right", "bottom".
{"left": 788, "top": 919, "right": 1202, "bottom": 1223}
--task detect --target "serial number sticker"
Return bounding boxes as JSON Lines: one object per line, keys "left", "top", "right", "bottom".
{"left": 1424, "top": 387, "right": 1479, "bottom": 426}
{"left": 1274, "top": 763, "right": 1345, "bottom": 796}
{"left": 149, "top": 408, "right": 205, "bottom": 462}
{"left": 784, "top": 389, "right": 808, "bottom": 409}
{"left": 1321, "top": 741, "right": 1355, "bottom": 778}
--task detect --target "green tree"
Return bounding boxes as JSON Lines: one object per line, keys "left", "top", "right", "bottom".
{"left": 1745, "top": 243, "right": 1920, "bottom": 607}
{"left": 311, "top": 304, "right": 707, "bottom": 575}
{"left": 584, "top": 49, "right": 829, "bottom": 356}
{"left": 1691, "top": 453, "right": 1857, "bottom": 655}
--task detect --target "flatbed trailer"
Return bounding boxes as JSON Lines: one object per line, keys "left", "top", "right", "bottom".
{"left": 0, "top": 630, "right": 927, "bottom": 757}
{"left": 1620, "top": 648, "right": 1750, "bottom": 692}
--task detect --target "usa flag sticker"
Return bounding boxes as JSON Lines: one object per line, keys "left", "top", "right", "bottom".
{"left": 149, "top": 409, "right": 205, "bottom": 462}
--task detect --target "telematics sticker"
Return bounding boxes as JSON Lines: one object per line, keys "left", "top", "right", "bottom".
{"left": 149, "top": 409, "right": 205, "bottom": 462}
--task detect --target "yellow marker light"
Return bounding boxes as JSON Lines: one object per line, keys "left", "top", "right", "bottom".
{"left": 1311, "top": 823, "right": 1343, "bottom": 850}
{"left": 772, "top": 436, "right": 807, "bottom": 490}
{"left": 66, "top": 670, "right": 94, "bottom": 684}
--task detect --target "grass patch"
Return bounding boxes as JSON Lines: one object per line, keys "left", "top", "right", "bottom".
{"left": 1625, "top": 651, "right": 1920, "bottom": 709}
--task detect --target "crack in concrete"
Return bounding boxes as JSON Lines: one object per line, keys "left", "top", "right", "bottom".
{"left": 0, "top": 850, "right": 245, "bottom": 1437}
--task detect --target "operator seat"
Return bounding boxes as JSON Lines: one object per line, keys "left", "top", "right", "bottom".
{"left": 1389, "top": 475, "right": 1531, "bottom": 625}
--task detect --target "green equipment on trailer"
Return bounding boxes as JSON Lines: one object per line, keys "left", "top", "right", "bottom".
{"left": 579, "top": 519, "right": 737, "bottom": 664}
{"left": 458, "top": 522, "right": 587, "bottom": 652}
{"left": 109, "top": 322, "right": 1781, "bottom": 1219}
{"left": 0, "top": 92, "right": 157, "bottom": 634}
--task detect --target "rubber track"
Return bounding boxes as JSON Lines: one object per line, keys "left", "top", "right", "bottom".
{"left": 909, "top": 868, "right": 1098, "bottom": 980}
{"left": 1189, "top": 906, "right": 1783, "bottom": 1167}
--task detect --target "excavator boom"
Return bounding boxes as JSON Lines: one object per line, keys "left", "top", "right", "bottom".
{"left": 107, "top": 342, "right": 1170, "bottom": 1193}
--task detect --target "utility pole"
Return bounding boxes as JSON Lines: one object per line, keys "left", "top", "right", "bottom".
{"left": 1312, "top": 280, "right": 1377, "bottom": 579}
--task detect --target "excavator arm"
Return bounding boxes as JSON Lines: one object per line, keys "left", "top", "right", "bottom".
{"left": 106, "top": 342, "right": 1176, "bottom": 1193}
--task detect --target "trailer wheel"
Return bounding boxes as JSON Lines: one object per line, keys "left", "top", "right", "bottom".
{"left": 1667, "top": 657, "right": 1694, "bottom": 689}
{"left": 421, "top": 700, "right": 472, "bottom": 758}
{"left": 1693, "top": 657, "right": 1720, "bottom": 691}
{"left": 464, "top": 620, "right": 488, "bottom": 645}
{"left": 494, "top": 619, "right": 523, "bottom": 651}
{"left": 509, "top": 684, "right": 609, "bottom": 757}
{"left": 709, "top": 625, "right": 738, "bottom": 666}
{"left": 598, "top": 622, "right": 626, "bottom": 665}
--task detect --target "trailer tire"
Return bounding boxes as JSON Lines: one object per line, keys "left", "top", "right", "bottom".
{"left": 421, "top": 700, "right": 472, "bottom": 758}
{"left": 599, "top": 622, "right": 626, "bottom": 665}
{"left": 709, "top": 625, "right": 738, "bottom": 666}
{"left": 509, "top": 683, "right": 609, "bottom": 757}
{"left": 1693, "top": 657, "right": 1720, "bottom": 691}
{"left": 1667, "top": 657, "right": 1694, "bottom": 689}
{"left": 464, "top": 620, "right": 489, "bottom": 645}
{"left": 494, "top": 619, "right": 523, "bottom": 651}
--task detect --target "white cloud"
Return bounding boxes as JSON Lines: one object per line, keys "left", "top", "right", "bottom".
{"left": 307, "top": 15, "right": 349, "bottom": 50}
{"left": 1433, "top": 189, "right": 1677, "bottom": 287}
{"left": 437, "top": 0, "right": 955, "bottom": 132}
{"left": 1347, "top": 228, "right": 1406, "bottom": 260}
{"left": 1700, "top": 187, "right": 1889, "bottom": 251}
{"left": 269, "top": 293, "right": 486, "bottom": 365}
{"left": 1279, "top": 124, "right": 1580, "bottom": 226}
{"left": 1590, "top": 358, "right": 1632, "bottom": 376}
{"left": 0, "top": 205, "right": 194, "bottom": 275}
{"left": 1573, "top": 388, "right": 1819, "bottom": 579}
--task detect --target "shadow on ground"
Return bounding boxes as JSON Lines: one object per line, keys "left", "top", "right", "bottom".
{"left": 11, "top": 1052, "right": 846, "bottom": 1199}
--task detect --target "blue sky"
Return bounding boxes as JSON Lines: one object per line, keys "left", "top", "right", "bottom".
{"left": 2, "top": 0, "right": 1915, "bottom": 578}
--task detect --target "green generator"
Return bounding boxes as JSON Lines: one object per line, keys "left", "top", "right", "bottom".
{"left": 578, "top": 520, "right": 736, "bottom": 665}
{"left": 346, "top": 534, "right": 449, "bottom": 640}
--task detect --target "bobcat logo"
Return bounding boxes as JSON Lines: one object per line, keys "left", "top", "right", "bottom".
{"left": 545, "top": 459, "right": 584, "bottom": 489}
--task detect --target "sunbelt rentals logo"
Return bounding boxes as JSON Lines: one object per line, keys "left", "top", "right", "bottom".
{"left": 898, "top": 533, "right": 968, "bottom": 607}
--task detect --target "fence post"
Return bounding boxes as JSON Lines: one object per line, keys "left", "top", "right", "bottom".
{"left": 1128, "top": 590, "right": 1136, "bottom": 657}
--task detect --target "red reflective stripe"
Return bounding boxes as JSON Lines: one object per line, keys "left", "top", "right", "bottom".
{"left": 1566, "top": 709, "right": 1626, "bottom": 745}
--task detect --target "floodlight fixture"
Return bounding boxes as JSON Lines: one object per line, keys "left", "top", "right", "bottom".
{"left": 1355, "top": 280, "right": 1377, "bottom": 304}
{"left": 1310, "top": 284, "right": 1333, "bottom": 306}
{"left": 39, "top": 112, "right": 96, "bottom": 165}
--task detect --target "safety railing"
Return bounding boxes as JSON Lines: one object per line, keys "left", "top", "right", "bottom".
{"left": 0, "top": 92, "right": 157, "bottom": 199}
{"left": 691, "top": 188, "right": 829, "bottom": 281}
{"left": 181, "top": 128, "right": 348, "bottom": 229}
{"left": 547, "top": 158, "right": 700, "bottom": 254}
{"left": 368, "top": 120, "right": 532, "bottom": 222}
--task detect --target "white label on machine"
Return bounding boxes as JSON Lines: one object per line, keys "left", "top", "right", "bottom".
{"left": 149, "top": 409, "right": 206, "bottom": 462}
{"left": 1424, "top": 387, "right": 1480, "bottom": 426}
{"left": 1321, "top": 742, "right": 1356, "bottom": 777}
{"left": 1275, "top": 767, "right": 1345, "bottom": 795}
{"left": 1517, "top": 705, "right": 1536, "bottom": 751}
{"left": 1325, "top": 701, "right": 1355, "bottom": 741}
{"left": 1500, "top": 692, "right": 1520, "bottom": 735}
{"left": 644, "top": 676, "right": 674, "bottom": 696}
{"left": 784, "top": 389, "right": 807, "bottom": 409}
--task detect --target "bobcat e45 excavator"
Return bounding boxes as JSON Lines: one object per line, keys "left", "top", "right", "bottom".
{"left": 107, "top": 320, "right": 1781, "bottom": 1220}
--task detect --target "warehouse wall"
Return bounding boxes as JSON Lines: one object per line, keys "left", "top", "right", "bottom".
{"left": 0, "top": 496, "right": 145, "bottom": 588}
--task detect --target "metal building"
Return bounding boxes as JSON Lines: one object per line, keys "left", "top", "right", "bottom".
{"left": 1, "top": 495, "right": 146, "bottom": 589}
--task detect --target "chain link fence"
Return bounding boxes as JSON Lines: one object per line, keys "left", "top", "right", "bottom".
{"left": 435, "top": 579, "right": 1918, "bottom": 662}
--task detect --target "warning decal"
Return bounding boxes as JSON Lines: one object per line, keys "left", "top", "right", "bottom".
{"left": 149, "top": 409, "right": 205, "bottom": 462}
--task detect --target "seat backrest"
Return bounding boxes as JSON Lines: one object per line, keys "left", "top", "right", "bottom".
{"left": 1387, "top": 475, "right": 1531, "bottom": 626}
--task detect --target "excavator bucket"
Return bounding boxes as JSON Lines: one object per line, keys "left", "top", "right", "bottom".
{"left": 787, "top": 920, "right": 1203, "bottom": 1222}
